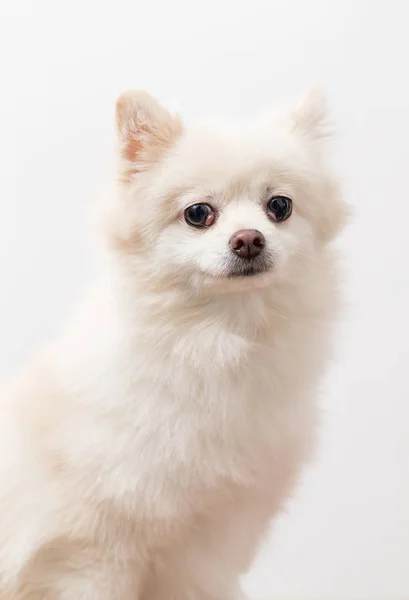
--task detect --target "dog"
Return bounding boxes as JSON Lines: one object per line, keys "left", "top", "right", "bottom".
{"left": 0, "top": 88, "right": 349, "bottom": 599}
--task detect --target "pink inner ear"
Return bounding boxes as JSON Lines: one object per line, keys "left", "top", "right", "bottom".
{"left": 119, "top": 123, "right": 162, "bottom": 183}
{"left": 118, "top": 113, "right": 183, "bottom": 183}
{"left": 122, "top": 124, "right": 151, "bottom": 163}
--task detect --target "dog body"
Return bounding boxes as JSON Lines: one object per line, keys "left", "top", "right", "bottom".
{"left": 0, "top": 90, "right": 348, "bottom": 599}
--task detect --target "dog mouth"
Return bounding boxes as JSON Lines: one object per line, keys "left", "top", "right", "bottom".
{"left": 223, "top": 255, "right": 274, "bottom": 279}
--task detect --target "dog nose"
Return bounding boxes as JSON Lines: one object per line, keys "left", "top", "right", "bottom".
{"left": 230, "top": 229, "right": 265, "bottom": 259}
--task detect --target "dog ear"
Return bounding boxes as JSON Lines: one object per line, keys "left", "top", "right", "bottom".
{"left": 116, "top": 90, "right": 183, "bottom": 183}
{"left": 292, "top": 88, "right": 332, "bottom": 141}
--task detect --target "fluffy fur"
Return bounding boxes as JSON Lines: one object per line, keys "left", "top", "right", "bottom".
{"left": 0, "top": 89, "right": 348, "bottom": 599}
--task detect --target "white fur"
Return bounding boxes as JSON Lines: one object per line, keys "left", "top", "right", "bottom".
{"left": 0, "top": 89, "right": 349, "bottom": 599}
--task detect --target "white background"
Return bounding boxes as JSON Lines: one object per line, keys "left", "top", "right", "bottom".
{"left": 0, "top": 1, "right": 408, "bottom": 598}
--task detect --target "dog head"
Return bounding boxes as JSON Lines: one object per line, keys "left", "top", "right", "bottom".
{"left": 108, "top": 89, "right": 349, "bottom": 294}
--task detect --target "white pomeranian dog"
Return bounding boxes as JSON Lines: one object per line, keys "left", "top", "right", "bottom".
{"left": 0, "top": 89, "right": 348, "bottom": 599}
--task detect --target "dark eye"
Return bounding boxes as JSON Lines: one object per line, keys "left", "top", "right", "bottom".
{"left": 184, "top": 203, "right": 215, "bottom": 228}
{"left": 267, "top": 196, "right": 292, "bottom": 222}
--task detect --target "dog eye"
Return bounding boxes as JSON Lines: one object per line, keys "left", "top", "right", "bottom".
{"left": 267, "top": 196, "right": 292, "bottom": 222}
{"left": 184, "top": 204, "right": 215, "bottom": 228}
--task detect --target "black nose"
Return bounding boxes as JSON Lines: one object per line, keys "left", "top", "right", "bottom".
{"left": 230, "top": 229, "right": 265, "bottom": 259}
